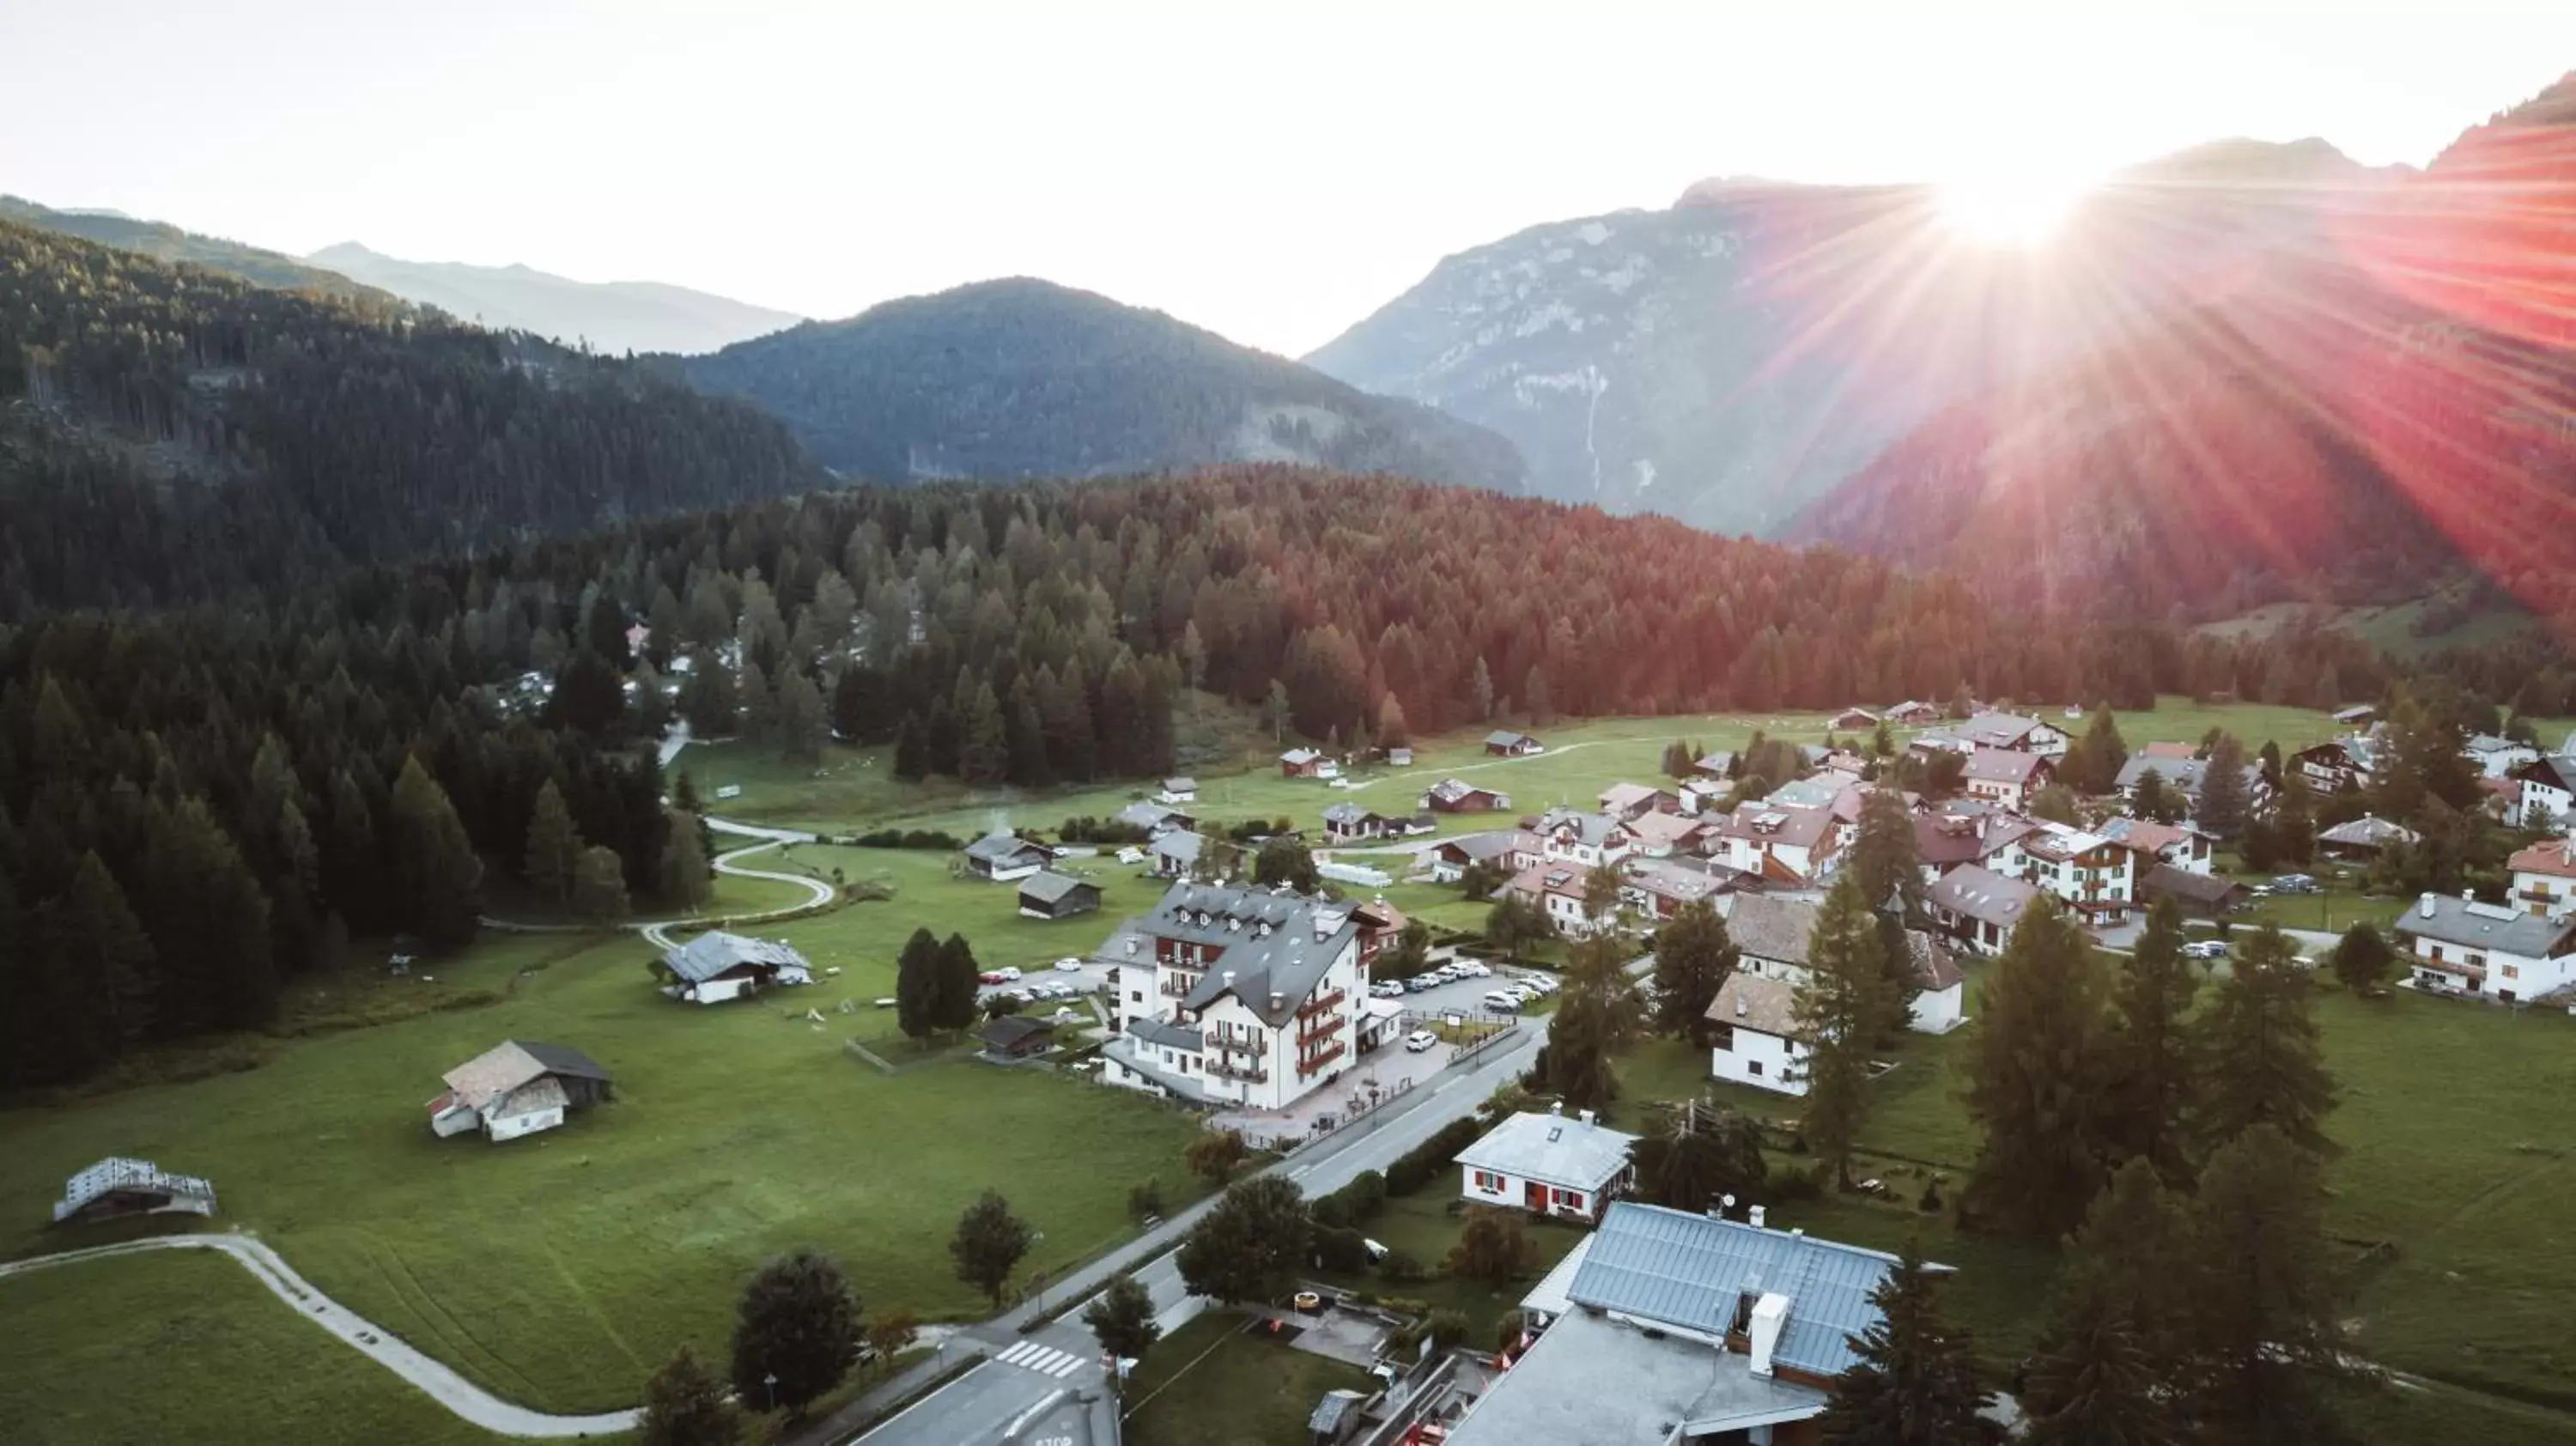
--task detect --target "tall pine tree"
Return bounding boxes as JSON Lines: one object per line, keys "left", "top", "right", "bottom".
{"left": 2101, "top": 896, "right": 2198, "bottom": 1185}
{"left": 390, "top": 756, "right": 483, "bottom": 950}
{"left": 1961, "top": 899, "right": 2107, "bottom": 1237}
{"left": 2194, "top": 926, "right": 2338, "bottom": 1160}
{"left": 1818, "top": 1239, "right": 1990, "bottom": 1446}
{"left": 1792, "top": 874, "right": 1899, "bottom": 1188}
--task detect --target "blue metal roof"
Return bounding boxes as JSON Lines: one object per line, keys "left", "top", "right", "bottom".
{"left": 1565, "top": 1202, "right": 1917, "bottom": 1377}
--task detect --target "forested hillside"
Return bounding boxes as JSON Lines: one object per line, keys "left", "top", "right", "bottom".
{"left": 1791, "top": 71, "right": 2576, "bottom": 623}
{"left": 679, "top": 277, "right": 1530, "bottom": 494}
{"left": 0, "top": 219, "right": 828, "bottom": 611}
{"left": 0, "top": 194, "right": 389, "bottom": 301}
{"left": 1, "top": 465, "right": 2452, "bottom": 1090}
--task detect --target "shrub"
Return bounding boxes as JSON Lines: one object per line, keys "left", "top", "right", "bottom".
{"left": 848, "top": 828, "right": 963, "bottom": 850}
{"left": 1311, "top": 1194, "right": 1352, "bottom": 1230}
{"left": 1127, "top": 1178, "right": 1165, "bottom": 1222}
{"left": 1379, "top": 1249, "right": 1426, "bottom": 1284}
{"left": 1423, "top": 1310, "right": 1471, "bottom": 1350}
{"left": 1312, "top": 1224, "right": 1373, "bottom": 1273}
{"left": 1771, "top": 1166, "right": 1823, "bottom": 1202}
{"left": 1387, "top": 1117, "right": 1485, "bottom": 1196}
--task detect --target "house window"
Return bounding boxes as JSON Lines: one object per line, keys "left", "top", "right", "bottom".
{"left": 1472, "top": 1170, "right": 1504, "bottom": 1192}
{"left": 1747, "top": 1060, "right": 1764, "bottom": 1076}
{"left": 2504, "top": 963, "right": 2520, "bottom": 980}
{"left": 1553, "top": 1188, "right": 1585, "bottom": 1211}
{"left": 1710, "top": 1024, "right": 1735, "bottom": 1051}
{"left": 1130, "top": 990, "right": 1143, "bottom": 1003}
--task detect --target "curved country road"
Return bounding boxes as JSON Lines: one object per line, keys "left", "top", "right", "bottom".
{"left": 0, "top": 1234, "right": 639, "bottom": 1437}
{"left": 483, "top": 823, "right": 835, "bottom": 951}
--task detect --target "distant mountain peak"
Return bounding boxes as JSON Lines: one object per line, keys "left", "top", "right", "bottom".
{"left": 297, "top": 242, "right": 800, "bottom": 355}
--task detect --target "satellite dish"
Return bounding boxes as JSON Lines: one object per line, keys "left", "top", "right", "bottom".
{"left": 1721, "top": 1194, "right": 1737, "bottom": 1209}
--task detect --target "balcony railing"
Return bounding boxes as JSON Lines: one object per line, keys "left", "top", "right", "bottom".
{"left": 1205, "top": 1030, "right": 1266, "bottom": 1057}
{"left": 1297, "top": 1038, "right": 1348, "bottom": 1078}
{"left": 1206, "top": 1056, "right": 1269, "bottom": 1084}
{"left": 2518, "top": 887, "right": 2557, "bottom": 903}
{"left": 1159, "top": 975, "right": 1200, "bottom": 999}
{"left": 1297, "top": 987, "right": 1347, "bottom": 1019}
{"left": 1298, "top": 1012, "right": 1346, "bottom": 1045}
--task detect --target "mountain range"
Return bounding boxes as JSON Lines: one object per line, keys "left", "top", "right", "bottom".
{"left": 306, "top": 241, "right": 803, "bottom": 355}
{"left": 678, "top": 277, "right": 1530, "bottom": 495}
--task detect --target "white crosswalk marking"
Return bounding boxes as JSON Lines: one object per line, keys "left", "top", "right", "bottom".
{"left": 995, "top": 1340, "right": 1086, "bottom": 1378}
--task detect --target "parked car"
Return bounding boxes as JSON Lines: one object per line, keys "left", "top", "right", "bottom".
{"left": 1053, "top": 957, "right": 1085, "bottom": 972}
{"left": 1453, "top": 960, "right": 1492, "bottom": 978}
{"left": 1405, "top": 1029, "right": 1438, "bottom": 1052}
{"left": 1370, "top": 980, "right": 1406, "bottom": 999}
{"left": 994, "top": 966, "right": 1024, "bottom": 981}
{"left": 1517, "top": 974, "right": 1558, "bottom": 995}
{"left": 1405, "top": 975, "right": 1439, "bottom": 993}
{"left": 2184, "top": 940, "right": 2232, "bottom": 960}
{"left": 979, "top": 970, "right": 1009, "bottom": 986}
{"left": 1483, "top": 989, "right": 1526, "bottom": 1012}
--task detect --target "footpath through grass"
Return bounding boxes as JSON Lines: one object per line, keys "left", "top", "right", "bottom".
{"left": 0, "top": 1249, "right": 532, "bottom": 1446}
{"left": 0, "top": 930, "right": 1207, "bottom": 1415}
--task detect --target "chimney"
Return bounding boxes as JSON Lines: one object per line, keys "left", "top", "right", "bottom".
{"left": 1270, "top": 992, "right": 1284, "bottom": 1012}
{"left": 1746, "top": 1293, "right": 1791, "bottom": 1377}
{"left": 1550, "top": 1100, "right": 1564, "bottom": 1116}
{"left": 1578, "top": 1109, "right": 1596, "bottom": 1127}
{"left": 1735, "top": 994, "right": 1747, "bottom": 1018}
{"left": 2419, "top": 893, "right": 2437, "bottom": 919}
{"left": 1223, "top": 970, "right": 1236, "bottom": 990}
{"left": 1747, "top": 1203, "right": 1766, "bottom": 1229}
{"left": 2463, "top": 888, "right": 2476, "bottom": 903}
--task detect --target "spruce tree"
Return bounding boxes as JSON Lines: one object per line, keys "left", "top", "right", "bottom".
{"left": 2194, "top": 734, "right": 2251, "bottom": 839}
{"left": 2067, "top": 708, "right": 2129, "bottom": 795}
{"left": 1962, "top": 899, "right": 2107, "bottom": 1236}
{"left": 776, "top": 666, "right": 827, "bottom": 763}
{"left": 2181, "top": 1125, "right": 2349, "bottom": 1446}
{"left": 574, "top": 844, "right": 631, "bottom": 922}
{"left": 1792, "top": 874, "right": 1899, "bottom": 1188}
{"left": 949, "top": 1189, "right": 1034, "bottom": 1307}
{"left": 1649, "top": 898, "right": 1737, "bottom": 1042}
{"left": 389, "top": 756, "right": 483, "bottom": 950}
{"left": 933, "top": 932, "right": 981, "bottom": 1033}
{"left": 2194, "top": 927, "right": 2338, "bottom": 1159}
{"left": 2062, "top": 1158, "right": 2193, "bottom": 1369}
{"left": 660, "top": 809, "right": 713, "bottom": 908}
{"left": 2102, "top": 896, "right": 2198, "bottom": 1185}
{"left": 957, "top": 681, "right": 1010, "bottom": 784}
{"left": 895, "top": 927, "right": 942, "bottom": 1041}
{"left": 2021, "top": 1276, "right": 2178, "bottom": 1446}
{"left": 524, "top": 779, "right": 584, "bottom": 905}
{"left": 2329, "top": 922, "right": 2394, "bottom": 994}
{"left": 1818, "top": 1239, "right": 1990, "bottom": 1446}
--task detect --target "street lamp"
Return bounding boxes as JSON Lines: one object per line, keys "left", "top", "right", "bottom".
{"left": 763, "top": 1372, "right": 777, "bottom": 1413}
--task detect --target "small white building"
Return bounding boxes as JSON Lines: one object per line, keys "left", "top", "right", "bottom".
{"left": 2096, "top": 817, "right": 2212, "bottom": 876}
{"left": 2509, "top": 835, "right": 2576, "bottom": 915}
{"left": 2464, "top": 734, "right": 2540, "bottom": 780}
{"left": 653, "top": 930, "right": 812, "bottom": 1005}
{"left": 1924, "top": 864, "right": 2041, "bottom": 956}
{"left": 1706, "top": 972, "right": 1807, "bottom": 1096}
{"left": 2512, "top": 756, "right": 2576, "bottom": 829}
{"left": 1961, "top": 749, "right": 2051, "bottom": 811}
{"left": 962, "top": 830, "right": 1055, "bottom": 882}
{"left": 1158, "top": 776, "right": 1199, "bottom": 805}
{"left": 2393, "top": 890, "right": 2576, "bottom": 1006}
{"left": 52, "top": 1157, "right": 219, "bottom": 1226}
{"left": 1455, "top": 1106, "right": 1640, "bottom": 1222}
{"left": 1534, "top": 808, "right": 1634, "bottom": 869}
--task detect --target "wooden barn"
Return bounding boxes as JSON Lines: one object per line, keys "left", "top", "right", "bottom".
{"left": 429, "top": 1041, "right": 613, "bottom": 1143}
{"left": 1019, "top": 870, "right": 1104, "bottom": 920}
{"left": 52, "top": 1157, "right": 218, "bottom": 1227}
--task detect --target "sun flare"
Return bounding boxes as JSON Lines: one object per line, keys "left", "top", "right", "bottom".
{"left": 1936, "top": 174, "right": 2091, "bottom": 244}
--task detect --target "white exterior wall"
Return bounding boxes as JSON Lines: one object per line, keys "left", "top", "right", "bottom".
{"left": 1965, "top": 778, "right": 2027, "bottom": 809}
{"left": 2512, "top": 869, "right": 2576, "bottom": 916}
{"left": 2471, "top": 744, "right": 2540, "bottom": 779}
{"left": 690, "top": 975, "right": 753, "bottom": 1005}
{"left": 983, "top": 860, "right": 1043, "bottom": 883}
{"left": 1711, "top": 1027, "right": 1807, "bottom": 1096}
{"left": 1908, "top": 982, "right": 1965, "bottom": 1034}
{"left": 2522, "top": 781, "right": 2573, "bottom": 829}
{"left": 486, "top": 1106, "right": 565, "bottom": 1142}
{"left": 1459, "top": 1166, "right": 1608, "bottom": 1219}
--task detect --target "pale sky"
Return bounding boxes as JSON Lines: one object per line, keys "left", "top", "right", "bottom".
{"left": 3, "top": 0, "right": 2571, "bottom": 355}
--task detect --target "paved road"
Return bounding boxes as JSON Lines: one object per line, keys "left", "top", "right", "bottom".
{"left": 840, "top": 970, "right": 1589, "bottom": 1446}
{"left": 0, "top": 1234, "right": 639, "bottom": 1437}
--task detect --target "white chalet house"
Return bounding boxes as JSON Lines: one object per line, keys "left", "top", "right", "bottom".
{"left": 1710, "top": 805, "right": 1842, "bottom": 886}
{"left": 1100, "top": 883, "right": 1366, "bottom": 1113}
{"left": 1996, "top": 821, "right": 2136, "bottom": 926}
{"left": 1534, "top": 808, "right": 1634, "bottom": 868}
{"left": 2095, "top": 817, "right": 2213, "bottom": 876}
{"left": 2509, "top": 835, "right": 2576, "bottom": 916}
{"left": 2464, "top": 735, "right": 2540, "bottom": 780}
{"left": 1707, "top": 897, "right": 1965, "bottom": 1094}
{"left": 1455, "top": 1105, "right": 1639, "bottom": 1222}
{"left": 2511, "top": 755, "right": 2576, "bottom": 829}
{"left": 2392, "top": 890, "right": 2576, "bottom": 1006}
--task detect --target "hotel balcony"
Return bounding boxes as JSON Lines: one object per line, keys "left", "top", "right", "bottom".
{"left": 1297, "top": 987, "right": 1347, "bottom": 1020}
{"left": 1297, "top": 1038, "right": 1347, "bottom": 1078}
{"left": 1206, "top": 1056, "right": 1269, "bottom": 1084}
{"left": 1205, "top": 1030, "right": 1267, "bottom": 1057}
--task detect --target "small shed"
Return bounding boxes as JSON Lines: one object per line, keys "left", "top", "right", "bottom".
{"left": 963, "top": 831, "right": 1055, "bottom": 882}
{"left": 1159, "top": 776, "right": 1199, "bottom": 804}
{"left": 1484, "top": 730, "right": 1544, "bottom": 757}
{"left": 52, "top": 1157, "right": 218, "bottom": 1227}
{"left": 975, "top": 1014, "right": 1058, "bottom": 1060}
{"left": 2316, "top": 814, "right": 2421, "bottom": 861}
{"left": 1309, "top": 1388, "right": 1371, "bottom": 1445}
{"left": 2142, "top": 864, "right": 2250, "bottom": 918}
{"left": 1019, "top": 870, "right": 1104, "bottom": 920}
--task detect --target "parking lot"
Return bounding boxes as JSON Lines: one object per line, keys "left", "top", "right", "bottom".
{"left": 1375, "top": 955, "right": 1559, "bottom": 1021}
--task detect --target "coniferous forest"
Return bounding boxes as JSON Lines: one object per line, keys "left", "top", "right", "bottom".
{"left": 1, "top": 214, "right": 2568, "bottom": 1091}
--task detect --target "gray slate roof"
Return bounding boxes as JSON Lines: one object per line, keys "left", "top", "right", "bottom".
{"left": 1148, "top": 829, "right": 1206, "bottom": 866}
{"left": 1926, "top": 864, "right": 2040, "bottom": 931}
{"left": 2115, "top": 756, "right": 2262, "bottom": 798}
{"left": 1148, "top": 882, "right": 1358, "bottom": 1027}
{"left": 1114, "top": 800, "right": 1186, "bottom": 832}
{"left": 2317, "top": 815, "right": 2420, "bottom": 848}
{"left": 1565, "top": 1201, "right": 1917, "bottom": 1376}
{"left": 1485, "top": 730, "right": 1539, "bottom": 749}
{"left": 2395, "top": 894, "right": 2576, "bottom": 958}
{"left": 1727, "top": 895, "right": 1820, "bottom": 969}
{"left": 1964, "top": 749, "right": 2048, "bottom": 784}
{"left": 964, "top": 831, "right": 1051, "bottom": 865}
{"left": 659, "top": 930, "right": 811, "bottom": 984}
{"left": 1444, "top": 1307, "right": 1826, "bottom": 1446}
{"left": 1127, "top": 1018, "right": 1203, "bottom": 1051}
{"left": 1019, "top": 870, "right": 1099, "bottom": 905}
{"left": 1453, "top": 1110, "right": 1640, "bottom": 1190}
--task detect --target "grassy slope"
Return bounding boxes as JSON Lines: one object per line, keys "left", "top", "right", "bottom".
{"left": 0, "top": 932, "right": 1206, "bottom": 1415}
{"left": 0, "top": 1249, "right": 522, "bottom": 1446}
{"left": 1121, "top": 1313, "right": 1376, "bottom": 1446}
{"left": 1620, "top": 987, "right": 2576, "bottom": 1415}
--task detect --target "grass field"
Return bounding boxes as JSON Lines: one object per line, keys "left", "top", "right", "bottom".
{"left": 1615, "top": 985, "right": 2576, "bottom": 1416}
{"left": 0, "top": 929, "right": 1209, "bottom": 1416}
{"left": 0, "top": 1249, "right": 525, "bottom": 1446}
{"left": 1310, "top": 1190, "right": 1589, "bottom": 1326}
{"left": 1121, "top": 1313, "right": 1376, "bottom": 1446}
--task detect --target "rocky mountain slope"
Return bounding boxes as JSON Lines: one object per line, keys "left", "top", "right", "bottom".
{"left": 681, "top": 276, "right": 1529, "bottom": 494}
{"left": 307, "top": 241, "right": 802, "bottom": 355}
{"left": 1787, "top": 72, "right": 2576, "bottom": 623}
{"left": 1306, "top": 137, "right": 2412, "bottom": 538}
